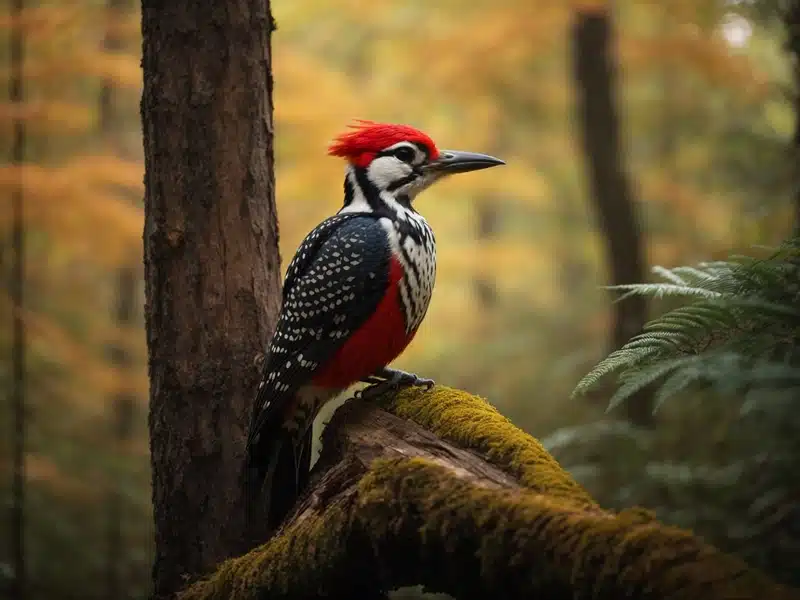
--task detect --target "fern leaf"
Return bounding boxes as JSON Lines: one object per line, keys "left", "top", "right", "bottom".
{"left": 651, "top": 265, "right": 687, "bottom": 285}
{"left": 607, "top": 283, "right": 723, "bottom": 301}
{"left": 571, "top": 347, "right": 660, "bottom": 398}
{"left": 606, "top": 356, "right": 699, "bottom": 412}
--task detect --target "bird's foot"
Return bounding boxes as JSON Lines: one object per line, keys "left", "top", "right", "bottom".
{"left": 356, "top": 367, "right": 435, "bottom": 400}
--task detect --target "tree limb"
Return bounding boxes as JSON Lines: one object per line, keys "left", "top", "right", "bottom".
{"left": 179, "top": 387, "right": 799, "bottom": 600}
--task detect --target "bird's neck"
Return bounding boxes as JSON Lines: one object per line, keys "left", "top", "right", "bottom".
{"left": 338, "top": 166, "right": 417, "bottom": 223}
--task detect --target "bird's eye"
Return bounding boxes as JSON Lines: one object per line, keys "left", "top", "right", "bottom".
{"left": 394, "top": 146, "right": 416, "bottom": 163}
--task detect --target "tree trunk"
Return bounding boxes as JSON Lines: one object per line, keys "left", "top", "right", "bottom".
{"left": 474, "top": 135, "right": 503, "bottom": 316}
{"left": 474, "top": 197, "right": 498, "bottom": 309}
{"left": 141, "top": 1, "right": 281, "bottom": 597}
{"left": 787, "top": 1, "right": 800, "bottom": 236}
{"left": 571, "top": 9, "right": 653, "bottom": 426}
{"left": 9, "top": 0, "right": 27, "bottom": 595}
{"left": 177, "top": 387, "right": 797, "bottom": 600}
{"left": 99, "top": 1, "right": 136, "bottom": 597}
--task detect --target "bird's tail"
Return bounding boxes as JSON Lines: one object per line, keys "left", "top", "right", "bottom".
{"left": 242, "top": 427, "right": 313, "bottom": 540}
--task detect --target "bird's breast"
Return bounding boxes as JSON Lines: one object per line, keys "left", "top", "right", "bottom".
{"left": 384, "top": 217, "right": 436, "bottom": 334}
{"left": 311, "top": 255, "right": 414, "bottom": 389}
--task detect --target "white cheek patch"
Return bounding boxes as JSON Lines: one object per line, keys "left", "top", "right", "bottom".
{"left": 367, "top": 156, "right": 412, "bottom": 190}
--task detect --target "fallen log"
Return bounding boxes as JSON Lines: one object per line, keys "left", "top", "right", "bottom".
{"left": 179, "top": 386, "right": 799, "bottom": 600}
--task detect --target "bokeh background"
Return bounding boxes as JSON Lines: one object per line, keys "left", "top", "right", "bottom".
{"left": 1, "top": 0, "right": 797, "bottom": 598}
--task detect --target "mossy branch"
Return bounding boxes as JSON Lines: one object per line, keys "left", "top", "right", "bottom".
{"left": 179, "top": 386, "right": 799, "bottom": 600}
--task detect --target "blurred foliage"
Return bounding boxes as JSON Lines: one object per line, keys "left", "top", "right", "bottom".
{"left": 564, "top": 237, "right": 800, "bottom": 586}
{"left": 0, "top": 0, "right": 797, "bottom": 597}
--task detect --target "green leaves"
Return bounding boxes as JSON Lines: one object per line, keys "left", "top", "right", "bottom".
{"left": 573, "top": 237, "right": 800, "bottom": 413}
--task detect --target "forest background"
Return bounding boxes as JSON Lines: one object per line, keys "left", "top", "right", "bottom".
{"left": 1, "top": 0, "right": 798, "bottom": 598}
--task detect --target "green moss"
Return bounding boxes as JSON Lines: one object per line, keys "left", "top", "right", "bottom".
{"left": 180, "top": 457, "right": 797, "bottom": 600}
{"left": 178, "top": 491, "right": 361, "bottom": 600}
{"left": 378, "top": 385, "right": 597, "bottom": 508}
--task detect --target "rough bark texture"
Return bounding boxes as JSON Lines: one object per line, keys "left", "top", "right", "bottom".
{"left": 178, "top": 386, "right": 799, "bottom": 600}
{"left": 141, "top": 1, "right": 280, "bottom": 597}
{"left": 572, "top": 9, "right": 653, "bottom": 426}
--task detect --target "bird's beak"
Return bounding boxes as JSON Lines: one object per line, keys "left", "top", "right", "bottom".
{"left": 424, "top": 150, "right": 505, "bottom": 175}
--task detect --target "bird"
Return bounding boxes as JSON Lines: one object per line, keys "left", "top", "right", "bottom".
{"left": 243, "top": 120, "right": 505, "bottom": 534}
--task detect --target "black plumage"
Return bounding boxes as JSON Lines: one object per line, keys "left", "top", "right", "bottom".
{"left": 243, "top": 214, "right": 393, "bottom": 533}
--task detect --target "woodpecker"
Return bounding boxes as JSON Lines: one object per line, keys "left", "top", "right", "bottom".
{"left": 244, "top": 120, "right": 504, "bottom": 533}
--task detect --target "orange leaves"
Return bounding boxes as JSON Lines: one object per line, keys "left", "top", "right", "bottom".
{"left": 0, "top": 100, "right": 93, "bottom": 133}
{"left": 399, "top": 5, "right": 569, "bottom": 97}
{"left": 0, "top": 291, "right": 148, "bottom": 409}
{"left": 67, "top": 50, "right": 143, "bottom": 89}
{"left": 436, "top": 162, "right": 550, "bottom": 205}
{"left": 570, "top": 0, "right": 609, "bottom": 13}
{"left": 620, "top": 33, "right": 770, "bottom": 99}
{"left": 0, "top": 159, "right": 144, "bottom": 266}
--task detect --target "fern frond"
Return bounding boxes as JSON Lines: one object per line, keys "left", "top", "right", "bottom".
{"left": 570, "top": 347, "right": 660, "bottom": 398}
{"left": 607, "top": 356, "right": 700, "bottom": 412}
{"left": 651, "top": 265, "right": 688, "bottom": 285}
{"left": 720, "top": 297, "right": 800, "bottom": 319}
{"left": 652, "top": 363, "right": 706, "bottom": 412}
{"left": 608, "top": 283, "right": 723, "bottom": 302}
{"left": 574, "top": 236, "right": 800, "bottom": 410}
{"left": 668, "top": 265, "right": 728, "bottom": 288}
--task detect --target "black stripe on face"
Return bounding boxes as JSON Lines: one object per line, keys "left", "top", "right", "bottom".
{"left": 343, "top": 174, "right": 355, "bottom": 207}
{"left": 353, "top": 166, "right": 383, "bottom": 210}
{"left": 412, "top": 141, "right": 432, "bottom": 161}
{"left": 376, "top": 143, "right": 428, "bottom": 165}
{"left": 386, "top": 173, "right": 418, "bottom": 192}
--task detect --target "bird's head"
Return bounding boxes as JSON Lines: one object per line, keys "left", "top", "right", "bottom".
{"left": 328, "top": 120, "right": 505, "bottom": 210}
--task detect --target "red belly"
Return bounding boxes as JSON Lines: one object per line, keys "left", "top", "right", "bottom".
{"left": 312, "top": 256, "right": 415, "bottom": 389}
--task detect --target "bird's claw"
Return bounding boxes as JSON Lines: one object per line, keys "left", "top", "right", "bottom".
{"left": 357, "top": 368, "right": 435, "bottom": 400}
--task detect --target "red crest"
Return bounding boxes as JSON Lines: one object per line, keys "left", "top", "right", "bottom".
{"left": 328, "top": 120, "right": 440, "bottom": 168}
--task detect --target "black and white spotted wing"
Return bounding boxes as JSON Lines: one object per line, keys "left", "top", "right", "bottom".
{"left": 246, "top": 214, "right": 393, "bottom": 446}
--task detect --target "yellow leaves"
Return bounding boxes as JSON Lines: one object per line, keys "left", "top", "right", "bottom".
{"left": 621, "top": 34, "right": 770, "bottom": 100}
{"left": 0, "top": 5, "right": 86, "bottom": 40}
{"left": 54, "top": 154, "right": 144, "bottom": 192}
{"left": 274, "top": 49, "right": 363, "bottom": 126}
{"left": 438, "top": 239, "right": 552, "bottom": 281}
{"left": 408, "top": 7, "right": 569, "bottom": 95}
{"left": 569, "top": 0, "right": 609, "bottom": 12}
{"left": 640, "top": 172, "right": 733, "bottom": 242}
{"left": 70, "top": 50, "right": 143, "bottom": 89}
{"left": 0, "top": 160, "right": 143, "bottom": 265}
{"left": 0, "top": 292, "right": 148, "bottom": 410}
{"left": 0, "top": 100, "right": 94, "bottom": 133}
{"left": 436, "top": 163, "right": 550, "bottom": 207}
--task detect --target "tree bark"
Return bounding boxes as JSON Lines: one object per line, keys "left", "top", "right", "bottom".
{"left": 571, "top": 9, "right": 653, "bottom": 426}
{"left": 141, "top": 1, "right": 281, "bottom": 597}
{"left": 177, "top": 386, "right": 798, "bottom": 600}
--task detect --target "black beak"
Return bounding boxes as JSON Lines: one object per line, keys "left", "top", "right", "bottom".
{"left": 425, "top": 149, "right": 505, "bottom": 175}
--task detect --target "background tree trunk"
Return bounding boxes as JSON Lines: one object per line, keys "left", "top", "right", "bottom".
{"left": 571, "top": 8, "right": 653, "bottom": 426}
{"left": 99, "top": 1, "right": 137, "bottom": 597}
{"left": 141, "top": 1, "right": 281, "bottom": 597}
{"left": 9, "top": 0, "right": 27, "bottom": 595}
{"left": 787, "top": 1, "right": 800, "bottom": 235}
